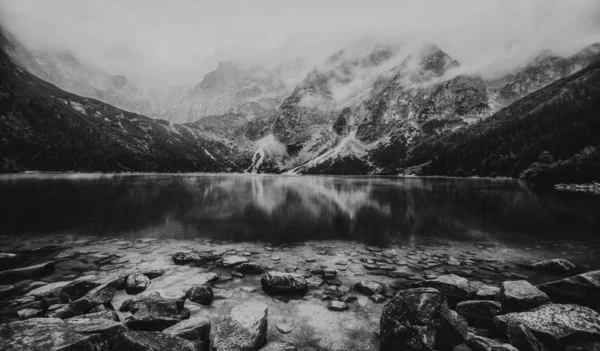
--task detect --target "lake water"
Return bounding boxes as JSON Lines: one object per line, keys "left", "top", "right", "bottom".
{"left": 0, "top": 173, "right": 599, "bottom": 246}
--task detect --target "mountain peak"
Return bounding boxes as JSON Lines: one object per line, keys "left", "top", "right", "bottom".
{"left": 417, "top": 44, "right": 459, "bottom": 76}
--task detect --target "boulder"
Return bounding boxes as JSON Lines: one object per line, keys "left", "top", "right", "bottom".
{"left": 456, "top": 300, "right": 502, "bottom": 330}
{"left": 223, "top": 255, "right": 249, "bottom": 267}
{"left": 186, "top": 285, "right": 214, "bottom": 305}
{"left": 234, "top": 262, "right": 264, "bottom": 274}
{"left": 354, "top": 280, "right": 384, "bottom": 296}
{"left": 538, "top": 270, "right": 600, "bottom": 312}
{"left": 476, "top": 285, "right": 500, "bottom": 300}
{"left": 172, "top": 251, "right": 220, "bottom": 265}
{"left": 59, "top": 280, "right": 101, "bottom": 302}
{"left": 259, "top": 342, "right": 298, "bottom": 351}
{"left": 0, "top": 261, "right": 55, "bottom": 284}
{"left": 164, "top": 316, "right": 211, "bottom": 346}
{"left": 261, "top": 271, "right": 307, "bottom": 294}
{"left": 505, "top": 323, "right": 548, "bottom": 351}
{"left": 46, "top": 303, "right": 83, "bottom": 319}
{"left": 126, "top": 273, "right": 151, "bottom": 294}
{"left": 531, "top": 259, "right": 576, "bottom": 273}
{"left": 83, "top": 309, "right": 120, "bottom": 322}
{"left": 123, "top": 294, "right": 190, "bottom": 331}
{"left": 380, "top": 287, "right": 468, "bottom": 351}
{"left": 419, "top": 274, "right": 476, "bottom": 306}
{"left": 16, "top": 308, "right": 44, "bottom": 320}
{"left": 99, "top": 268, "right": 167, "bottom": 290}
{"left": 214, "top": 302, "right": 268, "bottom": 351}
{"left": 467, "top": 335, "right": 517, "bottom": 351}
{"left": 71, "top": 283, "right": 116, "bottom": 313}
{"left": 497, "top": 280, "right": 550, "bottom": 313}
{"left": 25, "top": 281, "right": 70, "bottom": 299}
{"left": 0, "top": 317, "right": 126, "bottom": 351}
{"left": 113, "top": 331, "right": 202, "bottom": 351}
{"left": 494, "top": 304, "right": 600, "bottom": 350}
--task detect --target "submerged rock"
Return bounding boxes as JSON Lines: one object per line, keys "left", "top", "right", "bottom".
{"left": 497, "top": 280, "right": 550, "bottom": 313}
{"left": 186, "top": 285, "right": 214, "bottom": 305}
{"left": 163, "top": 316, "right": 211, "bottom": 346}
{"left": 114, "top": 330, "right": 202, "bottom": 351}
{"left": 0, "top": 317, "right": 126, "bottom": 351}
{"left": 223, "top": 255, "right": 249, "bottom": 267}
{"left": 261, "top": 271, "right": 307, "bottom": 294}
{"left": 125, "top": 273, "right": 151, "bottom": 294}
{"left": 172, "top": 251, "right": 220, "bottom": 265}
{"left": 380, "top": 287, "right": 468, "bottom": 351}
{"left": 0, "top": 261, "right": 55, "bottom": 284}
{"left": 494, "top": 304, "right": 600, "bottom": 350}
{"left": 538, "top": 269, "right": 600, "bottom": 312}
{"left": 234, "top": 262, "right": 264, "bottom": 274}
{"left": 531, "top": 259, "right": 576, "bottom": 273}
{"left": 214, "top": 302, "right": 268, "bottom": 351}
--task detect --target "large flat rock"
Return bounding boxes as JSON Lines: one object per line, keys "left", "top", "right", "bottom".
{"left": 538, "top": 270, "right": 600, "bottom": 312}
{"left": 0, "top": 262, "right": 55, "bottom": 284}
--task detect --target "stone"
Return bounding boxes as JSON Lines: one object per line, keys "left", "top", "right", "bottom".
{"left": 16, "top": 308, "right": 44, "bottom": 320}
{"left": 25, "top": 281, "right": 70, "bottom": 299}
{"left": 380, "top": 287, "right": 468, "bottom": 351}
{"left": 476, "top": 285, "right": 500, "bottom": 301}
{"left": 83, "top": 309, "right": 120, "bottom": 322}
{"left": 0, "top": 261, "right": 55, "bottom": 284}
{"left": 59, "top": 280, "right": 101, "bottom": 302}
{"left": 370, "top": 294, "right": 386, "bottom": 303}
{"left": 538, "top": 269, "right": 600, "bottom": 312}
{"left": 71, "top": 283, "right": 116, "bottom": 313}
{"left": 46, "top": 303, "right": 83, "bottom": 319}
{"left": 234, "top": 262, "right": 264, "bottom": 274}
{"left": 456, "top": 300, "right": 502, "bottom": 330}
{"left": 113, "top": 331, "right": 202, "bottom": 351}
{"left": 494, "top": 304, "right": 600, "bottom": 350}
{"left": 419, "top": 274, "right": 476, "bottom": 306}
{"left": 497, "top": 280, "right": 550, "bottom": 313}
{"left": 186, "top": 285, "right": 214, "bottom": 305}
{"left": 126, "top": 273, "right": 151, "bottom": 294}
{"left": 354, "top": 280, "right": 384, "bottom": 296}
{"left": 328, "top": 301, "right": 349, "bottom": 311}
{"left": 172, "top": 251, "right": 219, "bottom": 265}
{"left": 261, "top": 271, "right": 307, "bottom": 294}
{"left": 259, "top": 341, "right": 298, "bottom": 351}
{"left": 0, "top": 317, "right": 126, "bottom": 351}
{"left": 123, "top": 293, "right": 190, "bottom": 331}
{"left": 164, "top": 316, "right": 211, "bottom": 346}
{"left": 276, "top": 323, "right": 293, "bottom": 334}
{"left": 214, "top": 302, "right": 268, "bottom": 351}
{"left": 505, "top": 323, "right": 548, "bottom": 351}
{"left": 223, "top": 255, "right": 249, "bottom": 267}
{"left": 531, "top": 259, "right": 576, "bottom": 273}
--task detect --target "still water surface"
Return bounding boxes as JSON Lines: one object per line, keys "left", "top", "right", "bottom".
{"left": 0, "top": 173, "right": 598, "bottom": 245}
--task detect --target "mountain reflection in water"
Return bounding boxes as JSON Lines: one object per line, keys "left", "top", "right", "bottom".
{"left": 0, "top": 174, "right": 598, "bottom": 246}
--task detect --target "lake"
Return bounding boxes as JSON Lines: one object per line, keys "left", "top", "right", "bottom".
{"left": 1, "top": 173, "right": 599, "bottom": 246}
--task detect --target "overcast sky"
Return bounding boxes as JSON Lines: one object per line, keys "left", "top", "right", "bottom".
{"left": 1, "top": 0, "right": 600, "bottom": 87}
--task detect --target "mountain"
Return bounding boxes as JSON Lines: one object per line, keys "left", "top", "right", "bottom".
{"left": 162, "top": 60, "right": 306, "bottom": 124}
{"left": 0, "top": 31, "right": 239, "bottom": 173}
{"left": 1, "top": 29, "right": 185, "bottom": 118}
{"left": 405, "top": 60, "right": 600, "bottom": 184}
{"left": 279, "top": 43, "right": 600, "bottom": 175}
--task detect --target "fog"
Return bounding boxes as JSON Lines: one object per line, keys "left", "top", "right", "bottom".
{"left": 1, "top": 0, "right": 599, "bottom": 87}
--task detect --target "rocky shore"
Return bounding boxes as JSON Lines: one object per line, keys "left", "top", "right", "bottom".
{"left": 0, "top": 236, "right": 599, "bottom": 350}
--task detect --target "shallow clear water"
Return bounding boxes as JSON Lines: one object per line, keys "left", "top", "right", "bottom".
{"left": 0, "top": 173, "right": 599, "bottom": 245}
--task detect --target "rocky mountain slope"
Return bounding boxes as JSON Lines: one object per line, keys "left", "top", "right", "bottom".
{"left": 268, "top": 43, "right": 600, "bottom": 175}
{"left": 1, "top": 30, "right": 185, "bottom": 118}
{"left": 0, "top": 32, "right": 239, "bottom": 172}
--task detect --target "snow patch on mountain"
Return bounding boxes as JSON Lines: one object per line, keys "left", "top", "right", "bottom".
{"left": 246, "top": 134, "right": 288, "bottom": 173}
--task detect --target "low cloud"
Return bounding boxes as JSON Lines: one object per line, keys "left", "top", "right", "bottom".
{"left": 1, "top": 0, "right": 599, "bottom": 87}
